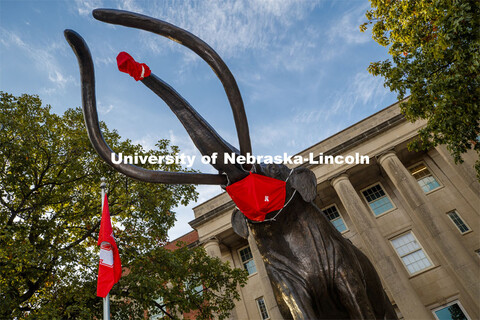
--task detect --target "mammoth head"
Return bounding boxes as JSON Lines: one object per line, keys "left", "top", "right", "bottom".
{"left": 231, "top": 164, "right": 318, "bottom": 239}
{"left": 256, "top": 164, "right": 317, "bottom": 203}
{"left": 65, "top": 9, "right": 252, "bottom": 186}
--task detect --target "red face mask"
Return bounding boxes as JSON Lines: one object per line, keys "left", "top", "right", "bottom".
{"left": 226, "top": 172, "right": 287, "bottom": 222}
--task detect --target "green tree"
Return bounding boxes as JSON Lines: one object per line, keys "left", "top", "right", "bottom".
{"left": 361, "top": 0, "right": 480, "bottom": 175}
{"left": 0, "top": 92, "right": 247, "bottom": 319}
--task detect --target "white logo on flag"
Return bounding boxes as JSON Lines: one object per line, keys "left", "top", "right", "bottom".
{"left": 265, "top": 196, "right": 269, "bottom": 202}
{"left": 99, "top": 242, "right": 114, "bottom": 268}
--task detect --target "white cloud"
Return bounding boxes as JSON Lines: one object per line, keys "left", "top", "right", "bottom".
{"left": 328, "top": 3, "right": 370, "bottom": 45}
{"left": 98, "top": 102, "right": 114, "bottom": 115}
{"left": 116, "top": 0, "right": 145, "bottom": 14}
{"left": 168, "top": 130, "right": 198, "bottom": 157}
{"left": 131, "top": 134, "right": 162, "bottom": 152}
{"left": 251, "top": 0, "right": 306, "bottom": 18}
{"left": 312, "top": 71, "right": 387, "bottom": 121}
{"left": 131, "top": 130, "right": 218, "bottom": 173}
{"left": 0, "top": 28, "right": 74, "bottom": 89}
{"left": 292, "top": 109, "right": 325, "bottom": 124}
{"left": 48, "top": 70, "right": 70, "bottom": 88}
{"left": 94, "top": 56, "right": 115, "bottom": 66}
{"left": 319, "top": 2, "right": 372, "bottom": 61}
{"left": 351, "top": 71, "right": 386, "bottom": 107}
{"left": 265, "top": 26, "right": 321, "bottom": 72}
{"left": 251, "top": 118, "right": 320, "bottom": 156}
{"left": 127, "top": 0, "right": 323, "bottom": 59}
{"left": 91, "top": 42, "right": 118, "bottom": 67}
{"left": 253, "top": 70, "right": 390, "bottom": 155}
{"left": 74, "top": 0, "right": 103, "bottom": 16}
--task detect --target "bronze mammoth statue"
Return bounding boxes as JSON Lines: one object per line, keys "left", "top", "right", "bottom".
{"left": 231, "top": 164, "right": 397, "bottom": 319}
{"left": 65, "top": 9, "right": 398, "bottom": 320}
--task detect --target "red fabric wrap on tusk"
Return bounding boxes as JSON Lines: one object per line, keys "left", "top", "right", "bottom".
{"left": 116, "top": 51, "right": 151, "bottom": 81}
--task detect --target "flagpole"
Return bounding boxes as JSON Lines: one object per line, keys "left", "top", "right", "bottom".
{"left": 100, "top": 177, "right": 110, "bottom": 320}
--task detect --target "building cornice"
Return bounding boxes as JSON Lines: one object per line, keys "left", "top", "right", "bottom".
{"left": 189, "top": 200, "right": 236, "bottom": 229}
{"left": 303, "top": 113, "right": 405, "bottom": 169}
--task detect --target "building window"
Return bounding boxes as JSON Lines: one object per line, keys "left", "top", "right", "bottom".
{"left": 409, "top": 163, "right": 441, "bottom": 193}
{"left": 239, "top": 246, "right": 257, "bottom": 275}
{"left": 433, "top": 301, "right": 470, "bottom": 320}
{"left": 322, "top": 205, "right": 348, "bottom": 233}
{"left": 184, "top": 279, "right": 203, "bottom": 297}
{"left": 447, "top": 210, "right": 470, "bottom": 234}
{"left": 362, "top": 183, "right": 395, "bottom": 216}
{"left": 256, "top": 297, "right": 270, "bottom": 320}
{"left": 391, "top": 231, "right": 432, "bottom": 275}
{"left": 193, "top": 284, "right": 203, "bottom": 296}
{"left": 150, "top": 297, "right": 164, "bottom": 319}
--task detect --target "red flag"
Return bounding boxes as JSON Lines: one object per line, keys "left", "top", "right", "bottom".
{"left": 97, "top": 194, "right": 122, "bottom": 297}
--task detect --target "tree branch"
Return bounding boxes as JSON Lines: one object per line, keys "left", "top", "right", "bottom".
{"left": 152, "top": 299, "right": 175, "bottom": 319}
{"left": 61, "top": 220, "right": 101, "bottom": 251}
{"left": 18, "top": 257, "right": 57, "bottom": 304}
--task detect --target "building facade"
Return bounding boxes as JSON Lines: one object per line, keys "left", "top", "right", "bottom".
{"left": 188, "top": 101, "right": 480, "bottom": 320}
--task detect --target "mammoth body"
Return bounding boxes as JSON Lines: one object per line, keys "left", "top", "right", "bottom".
{"left": 232, "top": 164, "right": 397, "bottom": 320}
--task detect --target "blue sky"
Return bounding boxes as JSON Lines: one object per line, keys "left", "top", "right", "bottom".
{"left": 0, "top": 0, "right": 397, "bottom": 239}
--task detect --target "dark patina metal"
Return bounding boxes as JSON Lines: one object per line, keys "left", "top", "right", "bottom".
{"left": 65, "top": 9, "right": 398, "bottom": 319}
{"left": 232, "top": 164, "right": 398, "bottom": 319}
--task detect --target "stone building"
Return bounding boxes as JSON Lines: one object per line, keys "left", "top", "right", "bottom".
{"left": 187, "top": 100, "right": 480, "bottom": 320}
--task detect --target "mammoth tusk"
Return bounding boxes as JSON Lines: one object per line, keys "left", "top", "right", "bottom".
{"left": 91, "top": 9, "right": 252, "bottom": 161}
{"left": 141, "top": 74, "right": 248, "bottom": 183}
{"left": 64, "top": 29, "right": 227, "bottom": 185}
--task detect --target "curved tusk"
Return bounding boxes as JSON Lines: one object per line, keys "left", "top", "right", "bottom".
{"left": 141, "top": 74, "right": 248, "bottom": 183}
{"left": 92, "top": 9, "right": 252, "bottom": 160}
{"left": 64, "top": 29, "right": 227, "bottom": 185}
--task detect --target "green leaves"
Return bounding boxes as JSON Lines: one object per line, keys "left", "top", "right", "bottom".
{"left": 362, "top": 0, "right": 480, "bottom": 176}
{"left": 0, "top": 92, "right": 247, "bottom": 319}
{"left": 116, "top": 245, "right": 247, "bottom": 320}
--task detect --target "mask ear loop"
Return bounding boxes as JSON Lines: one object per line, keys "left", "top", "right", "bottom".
{"left": 285, "top": 168, "right": 294, "bottom": 183}
{"left": 239, "top": 158, "right": 258, "bottom": 174}
{"left": 227, "top": 161, "right": 254, "bottom": 187}
{"left": 240, "top": 163, "right": 256, "bottom": 173}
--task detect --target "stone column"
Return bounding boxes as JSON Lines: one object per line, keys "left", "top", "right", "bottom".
{"left": 204, "top": 238, "right": 222, "bottom": 258}
{"left": 203, "top": 238, "right": 222, "bottom": 320}
{"left": 378, "top": 151, "right": 479, "bottom": 318}
{"left": 331, "top": 174, "right": 433, "bottom": 319}
{"left": 247, "top": 235, "right": 284, "bottom": 320}
{"left": 435, "top": 145, "right": 480, "bottom": 198}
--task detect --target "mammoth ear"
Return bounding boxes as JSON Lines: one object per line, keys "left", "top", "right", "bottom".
{"left": 231, "top": 208, "right": 249, "bottom": 239}
{"left": 289, "top": 167, "right": 317, "bottom": 203}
